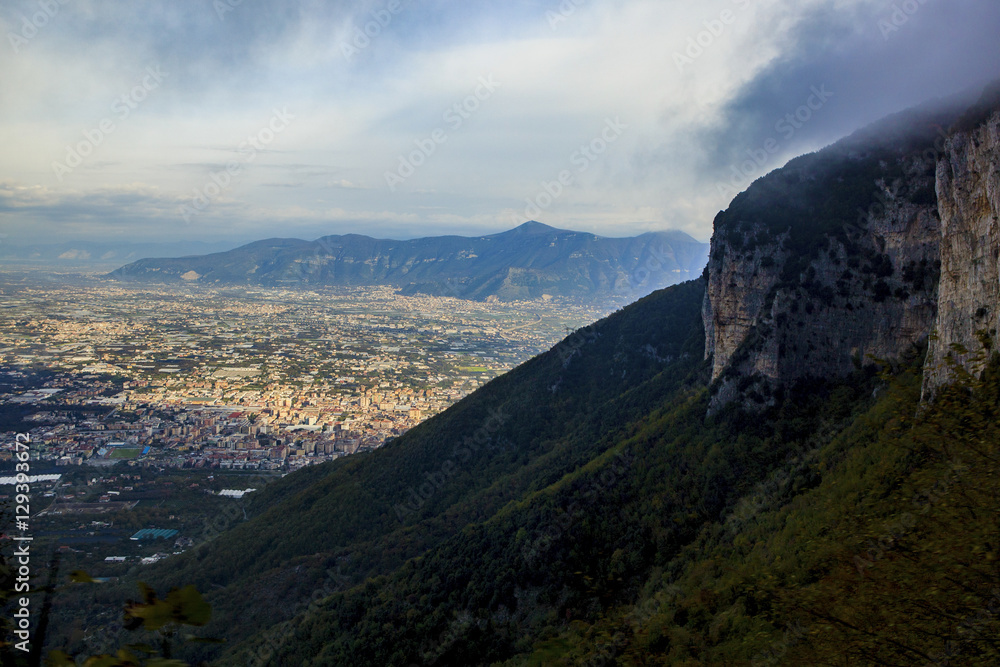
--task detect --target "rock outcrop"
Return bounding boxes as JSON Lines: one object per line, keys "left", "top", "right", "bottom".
{"left": 703, "top": 84, "right": 1000, "bottom": 412}
{"left": 703, "top": 105, "right": 962, "bottom": 412}
{"left": 923, "top": 97, "right": 1000, "bottom": 396}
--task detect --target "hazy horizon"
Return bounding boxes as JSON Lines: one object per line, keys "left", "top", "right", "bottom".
{"left": 2, "top": 0, "right": 999, "bottom": 248}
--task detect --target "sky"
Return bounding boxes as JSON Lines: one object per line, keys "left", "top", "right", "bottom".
{"left": 1, "top": 0, "right": 999, "bottom": 251}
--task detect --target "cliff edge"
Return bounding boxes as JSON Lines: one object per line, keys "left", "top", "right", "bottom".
{"left": 922, "top": 86, "right": 1000, "bottom": 396}
{"left": 703, "top": 106, "right": 956, "bottom": 412}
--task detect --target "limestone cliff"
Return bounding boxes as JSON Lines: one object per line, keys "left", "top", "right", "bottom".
{"left": 923, "top": 94, "right": 1000, "bottom": 396}
{"left": 704, "top": 106, "right": 958, "bottom": 412}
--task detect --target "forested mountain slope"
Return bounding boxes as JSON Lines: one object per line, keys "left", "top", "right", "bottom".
{"left": 49, "top": 84, "right": 1000, "bottom": 667}
{"left": 54, "top": 279, "right": 710, "bottom": 662}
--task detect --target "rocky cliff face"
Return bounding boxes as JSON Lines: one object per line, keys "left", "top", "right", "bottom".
{"left": 703, "top": 107, "right": 959, "bottom": 412}
{"left": 923, "top": 105, "right": 1000, "bottom": 396}
{"left": 703, "top": 86, "right": 1000, "bottom": 412}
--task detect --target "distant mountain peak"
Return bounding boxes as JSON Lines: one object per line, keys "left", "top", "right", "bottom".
{"left": 109, "top": 223, "right": 709, "bottom": 301}
{"left": 509, "top": 220, "right": 560, "bottom": 234}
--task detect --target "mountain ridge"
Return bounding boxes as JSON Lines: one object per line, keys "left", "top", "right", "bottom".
{"left": 107, "top": 222, "right": 709, "bottom": 302}
{"left": 47, "top": 84, "right": 1000, "bottom": 666}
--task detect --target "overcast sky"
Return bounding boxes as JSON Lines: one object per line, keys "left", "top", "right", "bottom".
{"left": 1, "top": 0, "right": 998, "bottom": 249}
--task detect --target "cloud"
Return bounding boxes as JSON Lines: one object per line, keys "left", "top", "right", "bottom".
{"left": 327, "top": 179, "right": 367, "bottom": 190}
{"left": 0, "top": 0, "right": 998, "bottom": 248}
{"left": 633, "top": 0, "right": 1000, "bottom": 228}
{"left": 0, "top": 182, "right": 187, "bottom": 238}
{"left": 702, "top": 0, "right": 1000, "bottom": 171}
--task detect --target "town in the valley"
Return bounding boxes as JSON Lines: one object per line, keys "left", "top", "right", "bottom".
{"left": 0, "top": 273, "right": 611, "bottom": 569}
{"left": 1, "top": 276, "right": 609, "bottom": 471}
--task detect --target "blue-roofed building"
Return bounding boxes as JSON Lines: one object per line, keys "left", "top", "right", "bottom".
{"left": 130, "top": 528, "right": 179, "bottom": 541}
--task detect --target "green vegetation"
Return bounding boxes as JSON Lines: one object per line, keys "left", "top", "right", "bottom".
{"left": 39, "top": 275, "right": 999, "bottom": 666}
{"left": 47, "top": 579, "right": 216, "bottom": 667}
{"left": 717, "top": 141, "right": 937, "bottom": 289}
{"left": 23, "top": 93, "right": 1000, "bottom": 666}
{"left": 217, "top": 345, "right": 998, "bottom": 666}
{"left": 48, "top": 279, "right": 708, "bottom": 664}
{"left": 507, "top": 352, "right": 1000, "bottom": 665}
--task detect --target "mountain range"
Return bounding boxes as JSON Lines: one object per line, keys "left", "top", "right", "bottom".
{"left": 107, "top": 222, "right": 709, "bottom": 302}
{"left": 45, "top": 83, "right": 1000, "bottom": 666}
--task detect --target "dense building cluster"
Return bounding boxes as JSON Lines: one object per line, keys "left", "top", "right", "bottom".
{"left": 0, "top": 280, "right": 606, "bottom": 470}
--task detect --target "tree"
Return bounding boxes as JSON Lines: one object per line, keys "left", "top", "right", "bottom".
{"left": 46, "top": 576, "right": 218, "bottom": 667}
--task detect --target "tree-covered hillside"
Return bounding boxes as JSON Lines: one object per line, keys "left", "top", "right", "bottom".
{"left": 211, "top": 323, "right": 998, "bottom": 666}
{"left": 48, "top": 279, "right": 711, "bottom": 661}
